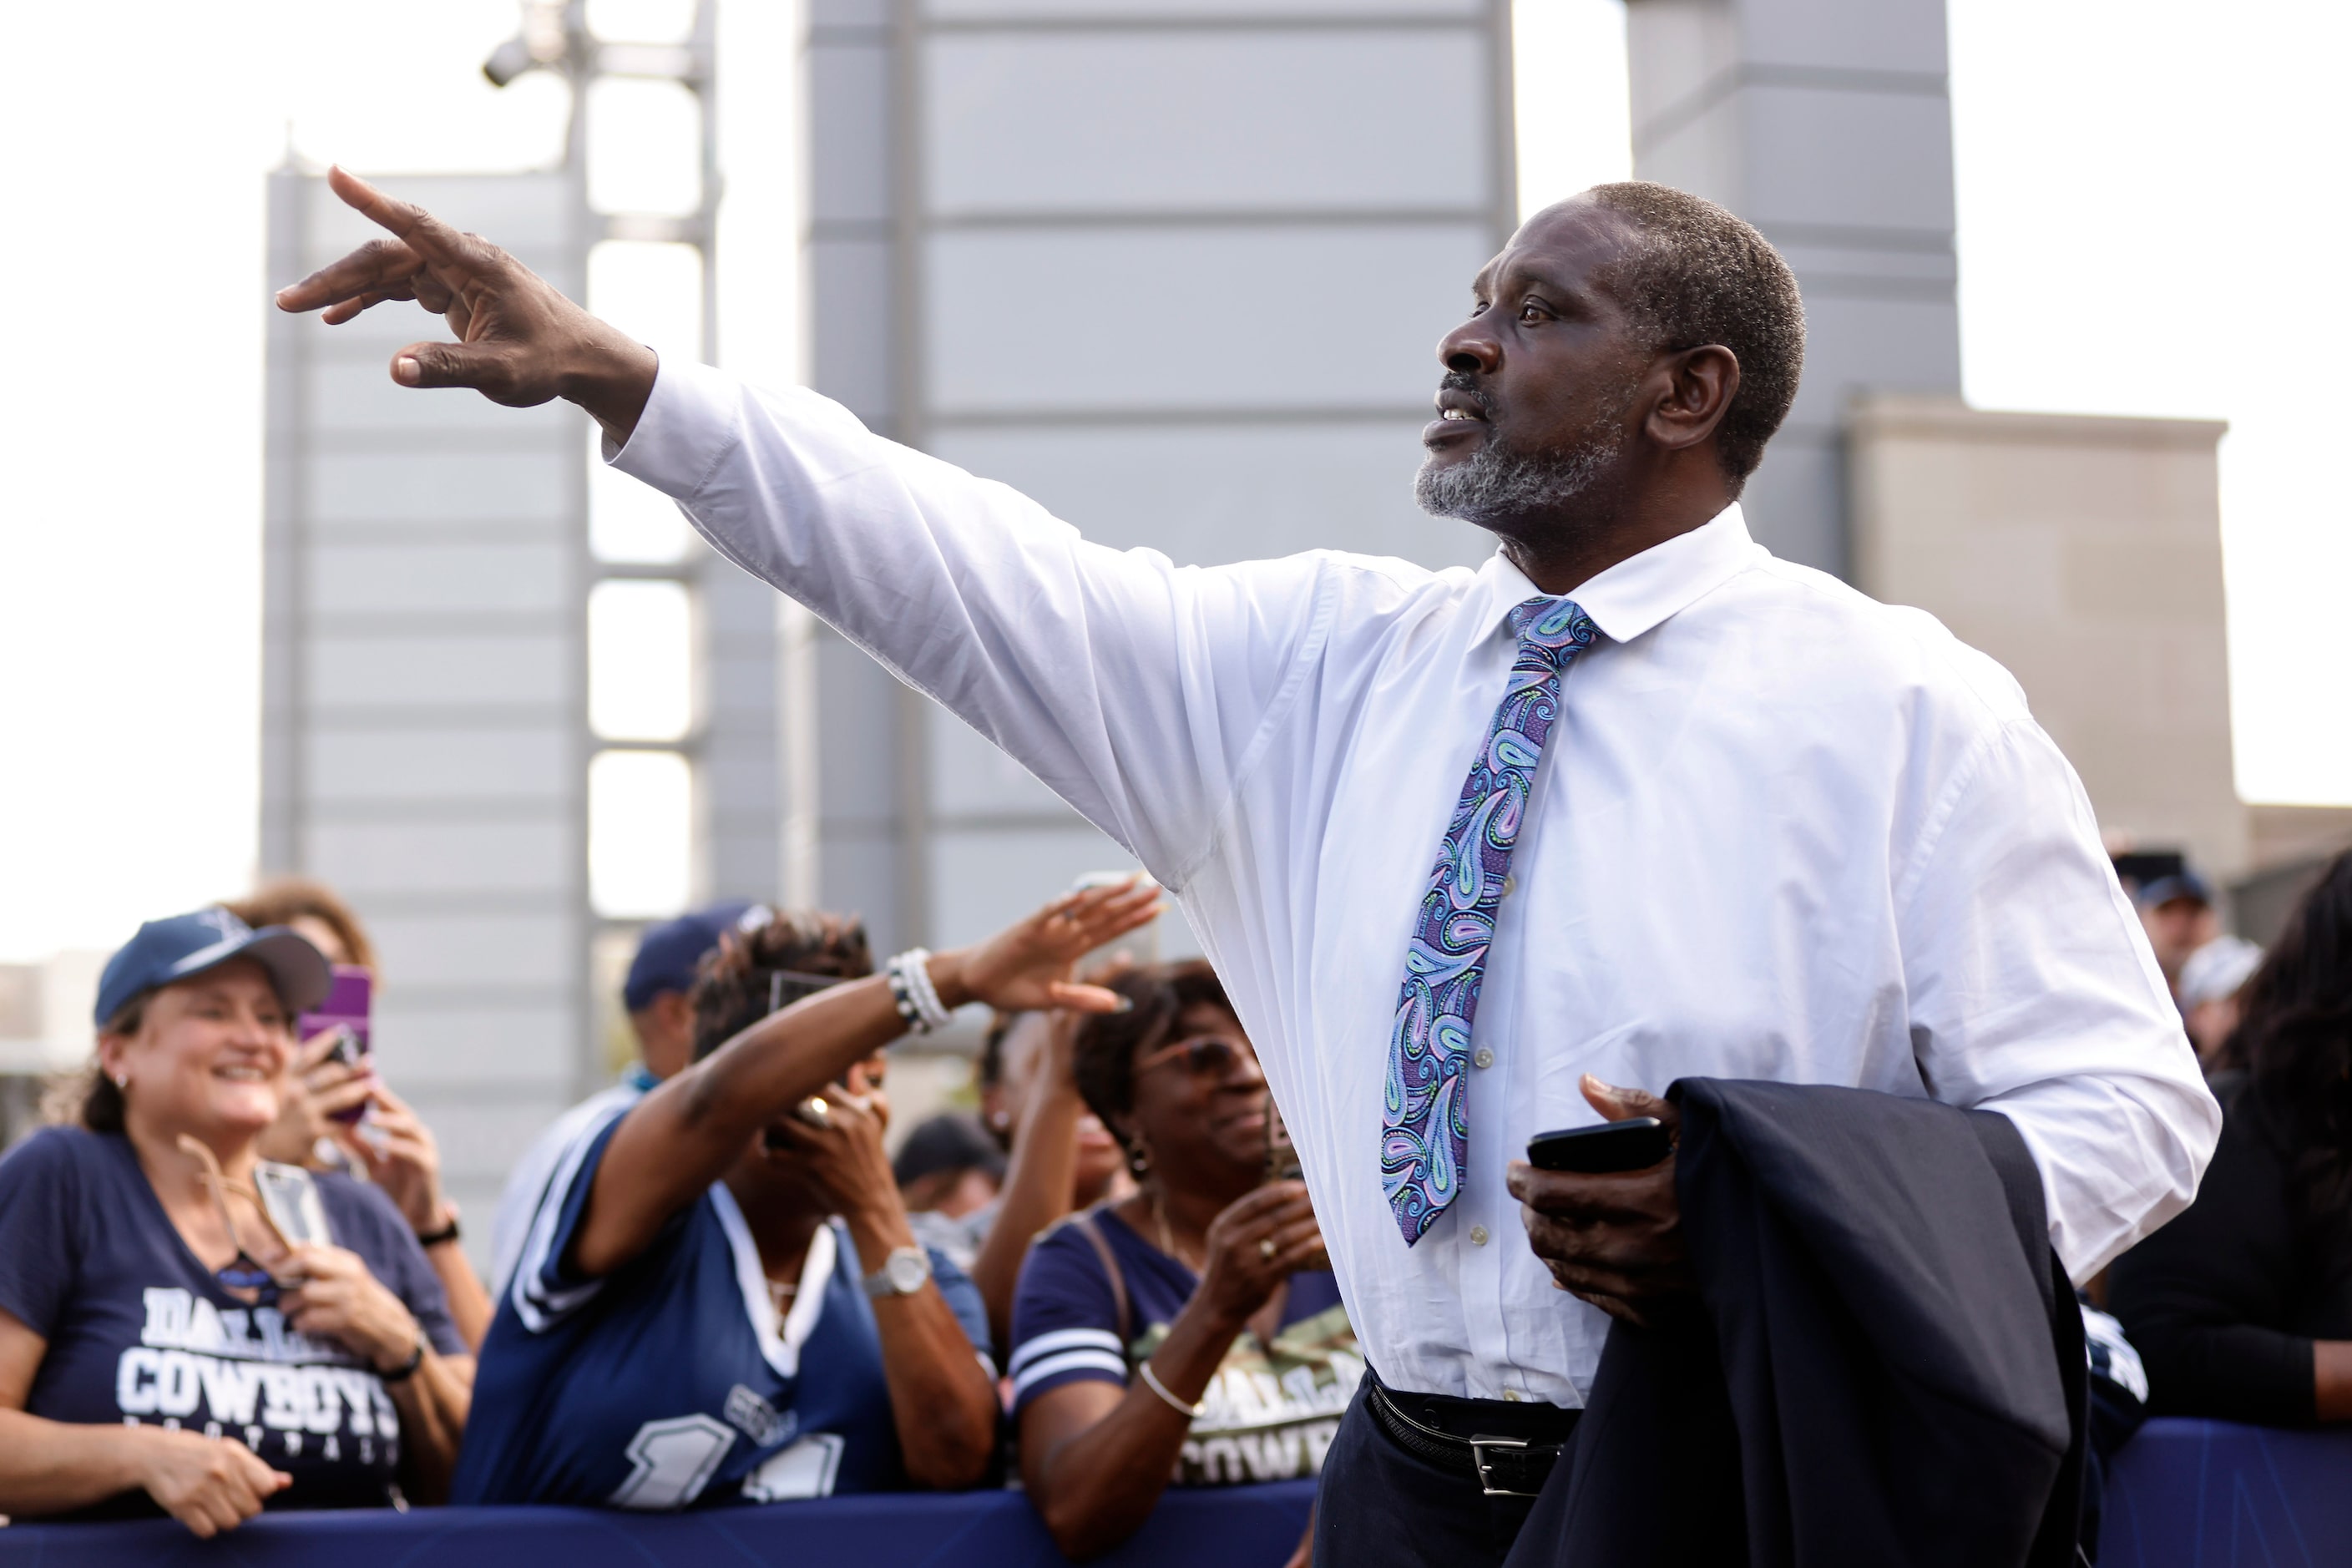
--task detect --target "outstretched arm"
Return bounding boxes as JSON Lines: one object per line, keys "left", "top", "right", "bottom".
{"left": 569, "top": 880, "right": 1162, "bottom": 1280}
{"left": 277, "top": 171, "right": 1341, "bottom": 886}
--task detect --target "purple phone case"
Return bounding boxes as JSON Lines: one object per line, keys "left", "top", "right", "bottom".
{"left": 299, "top": 967, "right": 373, "bottom": 1123}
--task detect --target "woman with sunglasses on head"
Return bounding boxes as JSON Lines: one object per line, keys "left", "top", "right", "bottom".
{"left": 0, "top": 910, "right": 471, "bottom": 1536}
{"left": 451, "top": 881, "right": 1161, "bottom": 1510}
{"left": 1008, "top": 960, "right": 1356, "bottom": 1561}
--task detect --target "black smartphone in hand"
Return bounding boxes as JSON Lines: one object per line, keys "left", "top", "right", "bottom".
{"left": 1263, "top": 1089, "right": 1302, "bottom": 1184}
{"left": 1526, "top": 1118, "right": 1672, "bottom": 1175}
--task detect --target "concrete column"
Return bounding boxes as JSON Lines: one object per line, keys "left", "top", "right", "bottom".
{"left": 1626, "top": 0, "right": 1962, "bottom": 578}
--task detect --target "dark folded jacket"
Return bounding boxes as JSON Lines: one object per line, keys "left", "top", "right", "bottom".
{"left": 1505, "top": 1080, "right": 2086, "bottom": 1568}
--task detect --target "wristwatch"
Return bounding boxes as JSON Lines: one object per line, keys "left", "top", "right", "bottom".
{"left": 863, "top": 1245, "right": 933, "bottom": 1299}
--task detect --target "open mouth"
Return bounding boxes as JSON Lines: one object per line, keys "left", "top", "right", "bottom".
{"left": 1424, "top": 383, "right": 1491, "bottom": 448}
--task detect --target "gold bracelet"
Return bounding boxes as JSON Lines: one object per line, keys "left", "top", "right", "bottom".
{"left": 1137, "top": 1358, "right": 1204, "bottom": 1418}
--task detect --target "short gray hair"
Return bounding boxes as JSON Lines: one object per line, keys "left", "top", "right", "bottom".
{"left": 1581, "top": 182, "right": 1805, "bottom": 488}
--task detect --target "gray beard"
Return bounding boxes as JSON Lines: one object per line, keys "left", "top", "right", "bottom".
{"left": 1414, "top": 427, "right": 1621, "bottom": 527}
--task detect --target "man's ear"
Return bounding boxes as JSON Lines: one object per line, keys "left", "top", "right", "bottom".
{"left": 1642, "top": 344, "right": 1740, "bottom": 456}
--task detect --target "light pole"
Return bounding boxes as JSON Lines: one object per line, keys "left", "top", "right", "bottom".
{"left": 484, "top": 0, "right": 723, "bottom": 1093}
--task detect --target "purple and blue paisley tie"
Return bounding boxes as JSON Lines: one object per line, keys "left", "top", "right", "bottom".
{"left": 1383, "top": 596, "right": 1598, "bottom": 1246}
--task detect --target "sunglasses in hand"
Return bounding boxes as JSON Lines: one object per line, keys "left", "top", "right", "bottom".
{"left": 176, "top": 1135, "right": 300, "bottom": 1306}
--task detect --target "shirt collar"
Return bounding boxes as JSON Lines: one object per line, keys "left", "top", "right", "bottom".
{"left": 1472, "top": 503, "right": 1766, "bottom": 645}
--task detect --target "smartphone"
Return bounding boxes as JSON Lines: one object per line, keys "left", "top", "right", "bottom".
{"left": 1526, "top": 1118, "right": 1672, "bottom": 1174}
{"left": 298, "top": 966, "right": 374, "bottom": 1125}
{"left": 254, "top": 1163, "right": 333, "bottom": 1247}
{"left": 1263, "top": 1089, "right": 1302, "bottom": 1185}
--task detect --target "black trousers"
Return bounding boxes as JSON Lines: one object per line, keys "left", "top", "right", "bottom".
{"left": 1313, "top": 1375, "right": 1570, "bottom": 1568}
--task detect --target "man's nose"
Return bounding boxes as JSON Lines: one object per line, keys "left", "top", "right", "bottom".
{"left": 1437, "top": 317, "right": 1500, "bottom": 375}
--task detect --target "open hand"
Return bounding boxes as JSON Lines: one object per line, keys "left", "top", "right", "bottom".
{"left": 941, "top": 878, "right": 1164, "bottom": 1016}
{"left": 275, "top": 166, "right": 656, "bottom": 439}
{"left": 1506, "top": 1075, "right": 1693, "bottom": 1328}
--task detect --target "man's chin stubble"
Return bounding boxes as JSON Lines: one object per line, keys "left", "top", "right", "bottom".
{"left": 1414, "top": 433, "right": 1622, "bottom": 530}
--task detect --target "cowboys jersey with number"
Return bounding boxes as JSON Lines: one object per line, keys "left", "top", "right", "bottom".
{"left": 450, "top": 1107, "right": 992, "bottom": 1508}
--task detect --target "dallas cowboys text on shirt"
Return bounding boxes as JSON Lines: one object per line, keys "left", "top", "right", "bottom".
{"left": 116, "top": 1287, "right": 400, "bottom": 1469}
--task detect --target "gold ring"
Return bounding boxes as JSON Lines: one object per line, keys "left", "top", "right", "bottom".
{"left": 1258, "top": 1237, "right": 1277, "bottom": 1261}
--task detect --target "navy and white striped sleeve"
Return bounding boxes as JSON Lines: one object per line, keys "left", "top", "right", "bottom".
{"left": 507, "top": 1100, "right": 635, "bottom": 1333}
{"left": 1006, "top": 1224, "right": 1130, "bottom": 1412}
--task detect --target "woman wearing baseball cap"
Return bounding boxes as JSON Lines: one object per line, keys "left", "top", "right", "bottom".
{"left": 0, "top": 908, "right": 472, "bottom": 1535}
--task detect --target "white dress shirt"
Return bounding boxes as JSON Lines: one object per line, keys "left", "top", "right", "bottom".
{"left": 612, "top": 362, "right": 2218, "bottom": 1407}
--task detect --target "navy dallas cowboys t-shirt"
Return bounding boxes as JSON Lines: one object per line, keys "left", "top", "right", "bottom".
{"left": 0, "top": 1126, "right": 465, "bottom": 1517}
{"left": 453, "top": 1105, "right": 993, "bottom": 1508}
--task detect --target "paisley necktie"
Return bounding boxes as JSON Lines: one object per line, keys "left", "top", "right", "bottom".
{"left": 1383, "top": 596, "right": 1598, "bottom": 1245}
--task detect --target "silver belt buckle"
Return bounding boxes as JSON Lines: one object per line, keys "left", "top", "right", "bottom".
{"left": 1468, "top": 1434, "right": 1541, "bottom": 1498}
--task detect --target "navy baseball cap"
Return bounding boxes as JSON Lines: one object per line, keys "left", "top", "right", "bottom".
{"left": 94, "top": 908, "right": 334, "bottom": 1029}
{"left": 2137, "top": 870, "right": 2213, "bottom": 911}
{"left": 893, "top": 1112, "right": 1009, "bottom": 1190}
{"left": 624, "top": 902, "right": 771, "bottom": 1013}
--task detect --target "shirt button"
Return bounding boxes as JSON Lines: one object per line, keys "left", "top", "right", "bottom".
{"left": 1502, "top": 874, "right": 1518, "bottom": 897}
{"left": 1469, "top": 1225, "right": 1490, "bottom": 1247}
{"left": 1503, "top": 1388, "right": 1523, "bottom": 1403}
{"left": 1473, "top": 1048, "right": 1495, "bottom": 1070}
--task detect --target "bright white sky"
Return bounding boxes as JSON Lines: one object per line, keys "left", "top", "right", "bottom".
{"left": 1, "top": 0, "right": 2344, "bottom": 961}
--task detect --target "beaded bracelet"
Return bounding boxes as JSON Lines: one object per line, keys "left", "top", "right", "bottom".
{"left": 900, "top": 948, "right": 953, "bottom": 1031}
{"left": 884, "top": 949, "right": 952, "bottom": 1034}
{"left": 885, "top": 960, "right": 925, "bottom": 1032}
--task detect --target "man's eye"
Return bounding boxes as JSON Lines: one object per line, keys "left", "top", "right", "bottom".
{"left": 1519, "top": 302, "right": 1546, "bottom": 324}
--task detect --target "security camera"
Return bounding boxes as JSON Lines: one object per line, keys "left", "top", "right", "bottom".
{"left": 483, "top": 36, "right": 535, "bottom": 89}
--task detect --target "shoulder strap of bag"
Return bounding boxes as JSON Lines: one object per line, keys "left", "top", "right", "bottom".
{"left": 1066, "top": 1206, "right": 1133, "bottom": 1353}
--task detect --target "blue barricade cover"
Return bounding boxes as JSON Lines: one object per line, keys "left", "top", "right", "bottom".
{"left": 0, "top": 1479, "right": 1316, "bottom": 1565}
{"left": 2100, "top": 1418, "right": 2352, "bottom": 1568}
{"left": 2, "top": 1420, "right": 2344, "bottom": 1565}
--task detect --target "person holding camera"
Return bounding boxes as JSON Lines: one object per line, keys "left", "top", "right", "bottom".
{"left": 0, "top": 910, "right": 472, "bottom": 1535}
{"left": 230, "top": 878, "right": 493, "bottom": 1351}
{"left": 452, "top": 881, "right": 1161, "bottom": 1508}
{"left": 1008, "top": 960, "right": 1354, "bottom": 1560}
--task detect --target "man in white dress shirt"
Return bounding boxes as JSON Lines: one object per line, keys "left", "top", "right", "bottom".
{"left": 280, "top": 170, "right": 2216, "bottom": 1561}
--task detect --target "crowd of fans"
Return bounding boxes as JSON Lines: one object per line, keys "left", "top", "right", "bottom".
{"left": 0, "top": 846, "right": 2343, "bottom": 1554}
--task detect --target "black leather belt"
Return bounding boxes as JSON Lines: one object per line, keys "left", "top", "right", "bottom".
{"left": 1363, "top": 1373, "right": 1579, "bottom": 1500}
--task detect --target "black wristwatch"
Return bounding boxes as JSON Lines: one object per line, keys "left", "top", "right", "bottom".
{"left": 377, "top": 1338, "right": 426, "bottom": 1384}
{"left": 415, "top": 1208, "right": 462, "bottom": 1249}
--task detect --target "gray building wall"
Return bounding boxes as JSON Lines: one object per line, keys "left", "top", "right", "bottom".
{"left": 262, "top": 170, "right": 594, "bottom": 1242}
{"left": 1625, "top": 0, "right": 1962, "bottom": 578}
{"left": 798, "top": 0, "right": 1517, "bottom": 952}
